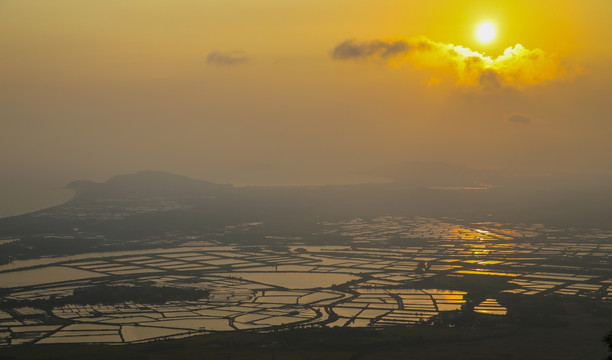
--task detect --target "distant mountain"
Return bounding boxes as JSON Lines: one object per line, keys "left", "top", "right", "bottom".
{"left": 1, "top": 167, "right": 612, "bottom": 242}
{"left": 66, "top": 171, "right": 233, "bottom": 199}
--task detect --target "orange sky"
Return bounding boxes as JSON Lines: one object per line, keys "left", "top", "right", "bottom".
{"left": 1, "top": 0, "right": 612, "bottom": 216}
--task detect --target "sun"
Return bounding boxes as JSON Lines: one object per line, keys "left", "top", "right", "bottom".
{"left": 475, "top": 21, "right": 497, "bottom": 44}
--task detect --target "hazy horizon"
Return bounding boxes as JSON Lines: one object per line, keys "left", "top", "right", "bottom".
{"left": 2, "top": 0, "right": 612, "bottom": 217}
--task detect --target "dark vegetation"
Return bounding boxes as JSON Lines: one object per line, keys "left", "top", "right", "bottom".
{"left": 0, "top": 285, "right": 209, "bottom": 311}
{"left": 604, "top": 330, "right": 612, "bottom": 360}
{"left": 67, "top": 284, "right": 209, "bottom": 305}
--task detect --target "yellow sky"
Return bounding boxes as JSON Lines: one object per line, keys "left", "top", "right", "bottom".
{"left": 2, "top": 0, "right": 610, "bottom": 61}
{"left": 1, "top": 0, "right": 612, "bottom": 215}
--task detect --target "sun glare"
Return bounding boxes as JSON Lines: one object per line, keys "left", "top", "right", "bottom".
{"left": 475, "top": 22, "right": 497, "bottom": 44}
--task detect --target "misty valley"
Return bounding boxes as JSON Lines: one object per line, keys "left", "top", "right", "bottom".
{"left": 0, "top": 172, "right": 611, "bottom": 359}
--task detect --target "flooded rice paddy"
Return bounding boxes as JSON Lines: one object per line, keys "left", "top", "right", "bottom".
{"left": 0, "top": 217, "right": 611, "bottom": 346}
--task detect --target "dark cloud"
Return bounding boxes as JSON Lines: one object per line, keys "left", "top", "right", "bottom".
{"left": 207, "top": 51, "right": 249, "bottom": 66}
{"left": 332, "top": 39, "right": 414, "bottom": 60}
{"left": 506, "top": 114, "right": 533, "bottom": 124}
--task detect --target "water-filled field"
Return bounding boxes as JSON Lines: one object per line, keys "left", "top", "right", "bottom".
{"left": 0, "top": 217, "right": 610, "bottom": 346}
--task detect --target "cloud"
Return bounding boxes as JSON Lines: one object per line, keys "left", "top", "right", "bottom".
{"left": 207, "top": 51, "right": 249, "bottom": 66}
{"left": 331, "top": 37, "right": 570, "bottom": 89}
{"left": 332, "top": 39, "right": 428, "bottom": 60}
{"left": 506, "top": 114, "right": 533, "bottom": 124}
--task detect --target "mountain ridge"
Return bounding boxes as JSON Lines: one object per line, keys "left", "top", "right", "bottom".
{"left": 66, "top": 170, "right": 233, "bottom": 199}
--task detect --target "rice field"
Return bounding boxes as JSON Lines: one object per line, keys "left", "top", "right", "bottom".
{"left": 1, "top": 217, "right": 610, "bottom": 346}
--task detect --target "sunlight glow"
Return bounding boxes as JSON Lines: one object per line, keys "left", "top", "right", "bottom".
{"left": 475, "top": 22, "right": 497, "bottom": 44}
{"left": 332, "top": 36, "right": 569, "bottom": 88}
